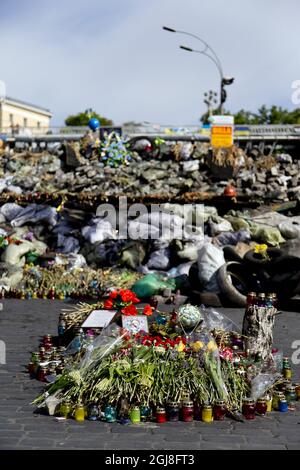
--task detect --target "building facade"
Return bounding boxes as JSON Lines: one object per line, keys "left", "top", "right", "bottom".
{"left": 0, "top": 96, "right": 52, "bottom": 134}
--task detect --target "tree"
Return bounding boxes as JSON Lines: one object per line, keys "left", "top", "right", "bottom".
{"left": 65, "top": 109, "right": 113, "bottom": 127}
{"left": 200, "top": 104, "right": 300, "bottom": 125}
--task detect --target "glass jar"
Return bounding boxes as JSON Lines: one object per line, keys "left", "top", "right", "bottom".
{"left": 272, "top": 392, "right": 284, "bottom": 411}
{"left": 242, "top": 398, "right": 256, "bottom": 420}
{"left": 282, "top": 357, "right": 290, "bottom": 369}
{"left": 213, "top": 400, "right": 227, "bottom": 421}
{"left": 247, "top": 292, "right": 257, "bottom": 307}
{"left": 31, "top": 351, "right": 40, "bottom": 363}
{"left": 265, "top": 294, "right": 274, "bottom": 308}
{"left": 60, "top": 399, "right": 72, "bottom": 418}
{"left": 27, "top": 362, "right": 35, "bottom": 376}
{"left": 294, "top": 383, "right": 300, "bottom": 400}
{"left": 232, "top": 334, "right": 243, "bottom": 350}
{"left": 37, "top": 366, "right": 48, "bottom": 382}
{"left": 48, "top": 287, "right": 56, "bottom": 300}
{"left": 256, "top": 399, "right": 267, "bottom": 416}
{"left": 105, "top": 405, "right": 117, "bottom": 423}
{"left": 182, "top": 401, "right": 194, "bottom": 422}
{"left": 257, "top": 293, "right": 266, "bottom": 307}
{"left": 156, "top": 407, "right": 167, "bottom": 423}
{"left": 166, "top": 402, "right": 179, "bottom": 422}
{"left": 43, "top": 335, "right": 53, "bottom": 351}
{"left": 87, "top": 403, "right": 99, "bottom": 421}
{"left": 74, "top": 402, "right": 85, "bottom": 421}
{"left": 129, "top": 406, "right": 141, "bottom": 424}
{"left": 278, "top": 398, "right": 288, "bottom": 412}
{"left": 283, "top": 368, "right": 292, "bottom": 380}
{"left": 181, "top": 391, "right": 190, "bottom": 402}
{"left": 140, "top": 405, "right": 151, "bottom": 422}
{"left": 285, "top": 385, "right": 297, "bottom": 404}
{"left": 264, "top": 394, "right": 273, "bottom": 412}
{"left": 58, "top": 320, "right": 66, "bottom": 337}
{"left": 56, "top": 364, "right": 64, "bottom": 375}
{"left": 193, "top": 402, "right": 202, "bottom": 421}
{"left": 202, "top": 404, "right": 213, "bottom": 423}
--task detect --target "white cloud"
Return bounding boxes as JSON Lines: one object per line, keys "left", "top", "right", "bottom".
{"left": 0, "top": 0, "right": 299, "bottom": 125}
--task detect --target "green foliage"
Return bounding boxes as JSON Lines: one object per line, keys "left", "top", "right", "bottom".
{"left": 201, "top": 105, "right": 300, "bottom": 125}
{"left": 65, "top": 109, "right": 113, "bottom": 127}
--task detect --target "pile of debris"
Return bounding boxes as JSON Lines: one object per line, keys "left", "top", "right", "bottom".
{"left": 0, "top": 199, "right": 300, "bottom": 305}
{"left": 0, "top": 137, "right": 300, "bottom": 201}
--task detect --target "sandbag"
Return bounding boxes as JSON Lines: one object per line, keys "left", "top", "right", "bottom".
{"left": 147, "top": 248, "right": 171, "bottom": 270}
{"left": 82, "top": 219, "right": 116, "bottom": 244}
{"left": 197, "top": 243, "right": 225, "bottom": 292}
{"left": 132, "top": 273, "right": 176, "bottom": 298}
{"left": 250, "top": 224, "right": 285, "bottom": 247}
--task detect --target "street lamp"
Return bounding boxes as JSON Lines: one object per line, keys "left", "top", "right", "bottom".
{"left": 162, "top": 26, "right": 234, "bottom": 114}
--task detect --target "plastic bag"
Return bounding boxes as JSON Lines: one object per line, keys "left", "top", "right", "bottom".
{"left": 77, "top": 324, "right": 126, "bottom": 371}
{"left": 132, "top": 273, "right": 176, "bottom": 298}
{"left": 250, "top": 372, "right": 281, "bottom": 401}
{"left": 200, "top": 305, "right": 241, "bottom": 333}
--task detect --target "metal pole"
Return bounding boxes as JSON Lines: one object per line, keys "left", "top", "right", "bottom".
{"left": 220, "top": 81, "right": 223, "bottom": 114}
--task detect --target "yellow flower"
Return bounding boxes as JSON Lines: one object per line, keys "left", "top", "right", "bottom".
{"left": 254, "top": 244, "right": 268, "bottom": 255}
{"left": 177, "top": 341, "right": 186, "bottom": 352}
{"left": 191, "top": 341, "right": 204, "bottom": 352}
{"left": 206, "top": 340, "right": 218, "bottom": 353}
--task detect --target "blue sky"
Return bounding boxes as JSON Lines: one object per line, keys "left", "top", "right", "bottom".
{"left": 0, "top": 0, "right": 299, "bottom": 125}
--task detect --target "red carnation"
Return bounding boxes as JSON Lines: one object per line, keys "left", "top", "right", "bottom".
{"left": 104, "top": 299, "right": 114, "bottom": 309}
{"left": 120, "top": 289, "right": 140, "bottom": 303}
{"left": 143, "top": 305, "right": 153, "bottom": 316}
{"left": 121, "top": 304, "right": 138, "bottom": 316}
{"left": 109, "top": 290, "right": 118, "bottom": 299}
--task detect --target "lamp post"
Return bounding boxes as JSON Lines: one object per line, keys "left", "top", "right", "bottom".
{"left": 162, "top": 26, "right": 234, "bottom": 114}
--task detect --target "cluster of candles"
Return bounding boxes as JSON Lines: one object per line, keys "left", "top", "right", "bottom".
{"left": 246, "top": 292, "right": 278, "bottom": 308}
{"left": 58, "top": 399, "right": 227, "bottom": 423}
{"left": 56, "top": 383, "right": 300, "bottom": 424}
{"left": 27, "top": 334, "right": 68, "bottom": 381}
{"left": 1, "top": 286, "right": 100, "bottom": 301}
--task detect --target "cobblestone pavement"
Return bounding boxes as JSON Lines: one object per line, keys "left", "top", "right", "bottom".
{"left": 0, "top": 300, "right": 299, "bottom": 450}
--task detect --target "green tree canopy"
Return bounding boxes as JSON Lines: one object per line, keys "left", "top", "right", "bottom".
{"left": 65, "top": 109, "right": 113, "bottom": 127}
{"left": 201, "top": 105, "right": 300, "bottom": 125}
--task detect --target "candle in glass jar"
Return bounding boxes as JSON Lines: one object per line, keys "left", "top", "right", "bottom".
{"left": 166, "top": 402, "right": 179, "bottom": 422}
{"left": 202, "top": 404, "right": 213, "bottom": 423}
{"left": 140, "top": 405, "right": 151, "bottom": 422}
{"left": 37, "top": 366, "right": 48, "bottom": 382}
{"left": 242, "top": 398, "right": 256, "bottom": 420}
{"left": 283, "top": 368, "right": 292, "bottom": 380}
{"left": 60, "top": 399, "right": 72, "bottom": 418}
{"left": 105, "top": 405, "right": 117, "bottom": 423}
{"left": 256, "top": 399, "right": 267, "bottom": 416}
{"left": 156, "top": 407, "right": 167, "bottom": 423}
{"left": 193, "top": 402, "right": 202, "bottom": 421}
{"left": 285, "top": 385, "right": 297, "bottom": 404}
{"left": 264, "top": 394, "right": 273, "bottom": 412}
{"left": 213, "top": 400, "right": 227, "bottom": 421}
{"left": 294, "top": 384, "right": 300, "bottom": 400}
{"left": 130, "top": 406, "right": 141, "bottom": 424}
{"left": 74, "top": 402, "right": 85, "bottom": 421}
{"left": 182, "top": 401, "right": 194, "bottom": 422}
{"left": 278, "top": 398, "right": 288, "bottom": 412}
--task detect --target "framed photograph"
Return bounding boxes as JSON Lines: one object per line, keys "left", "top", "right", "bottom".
{"left": 121, "top": 315, "right": 149, "bottom": 335}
